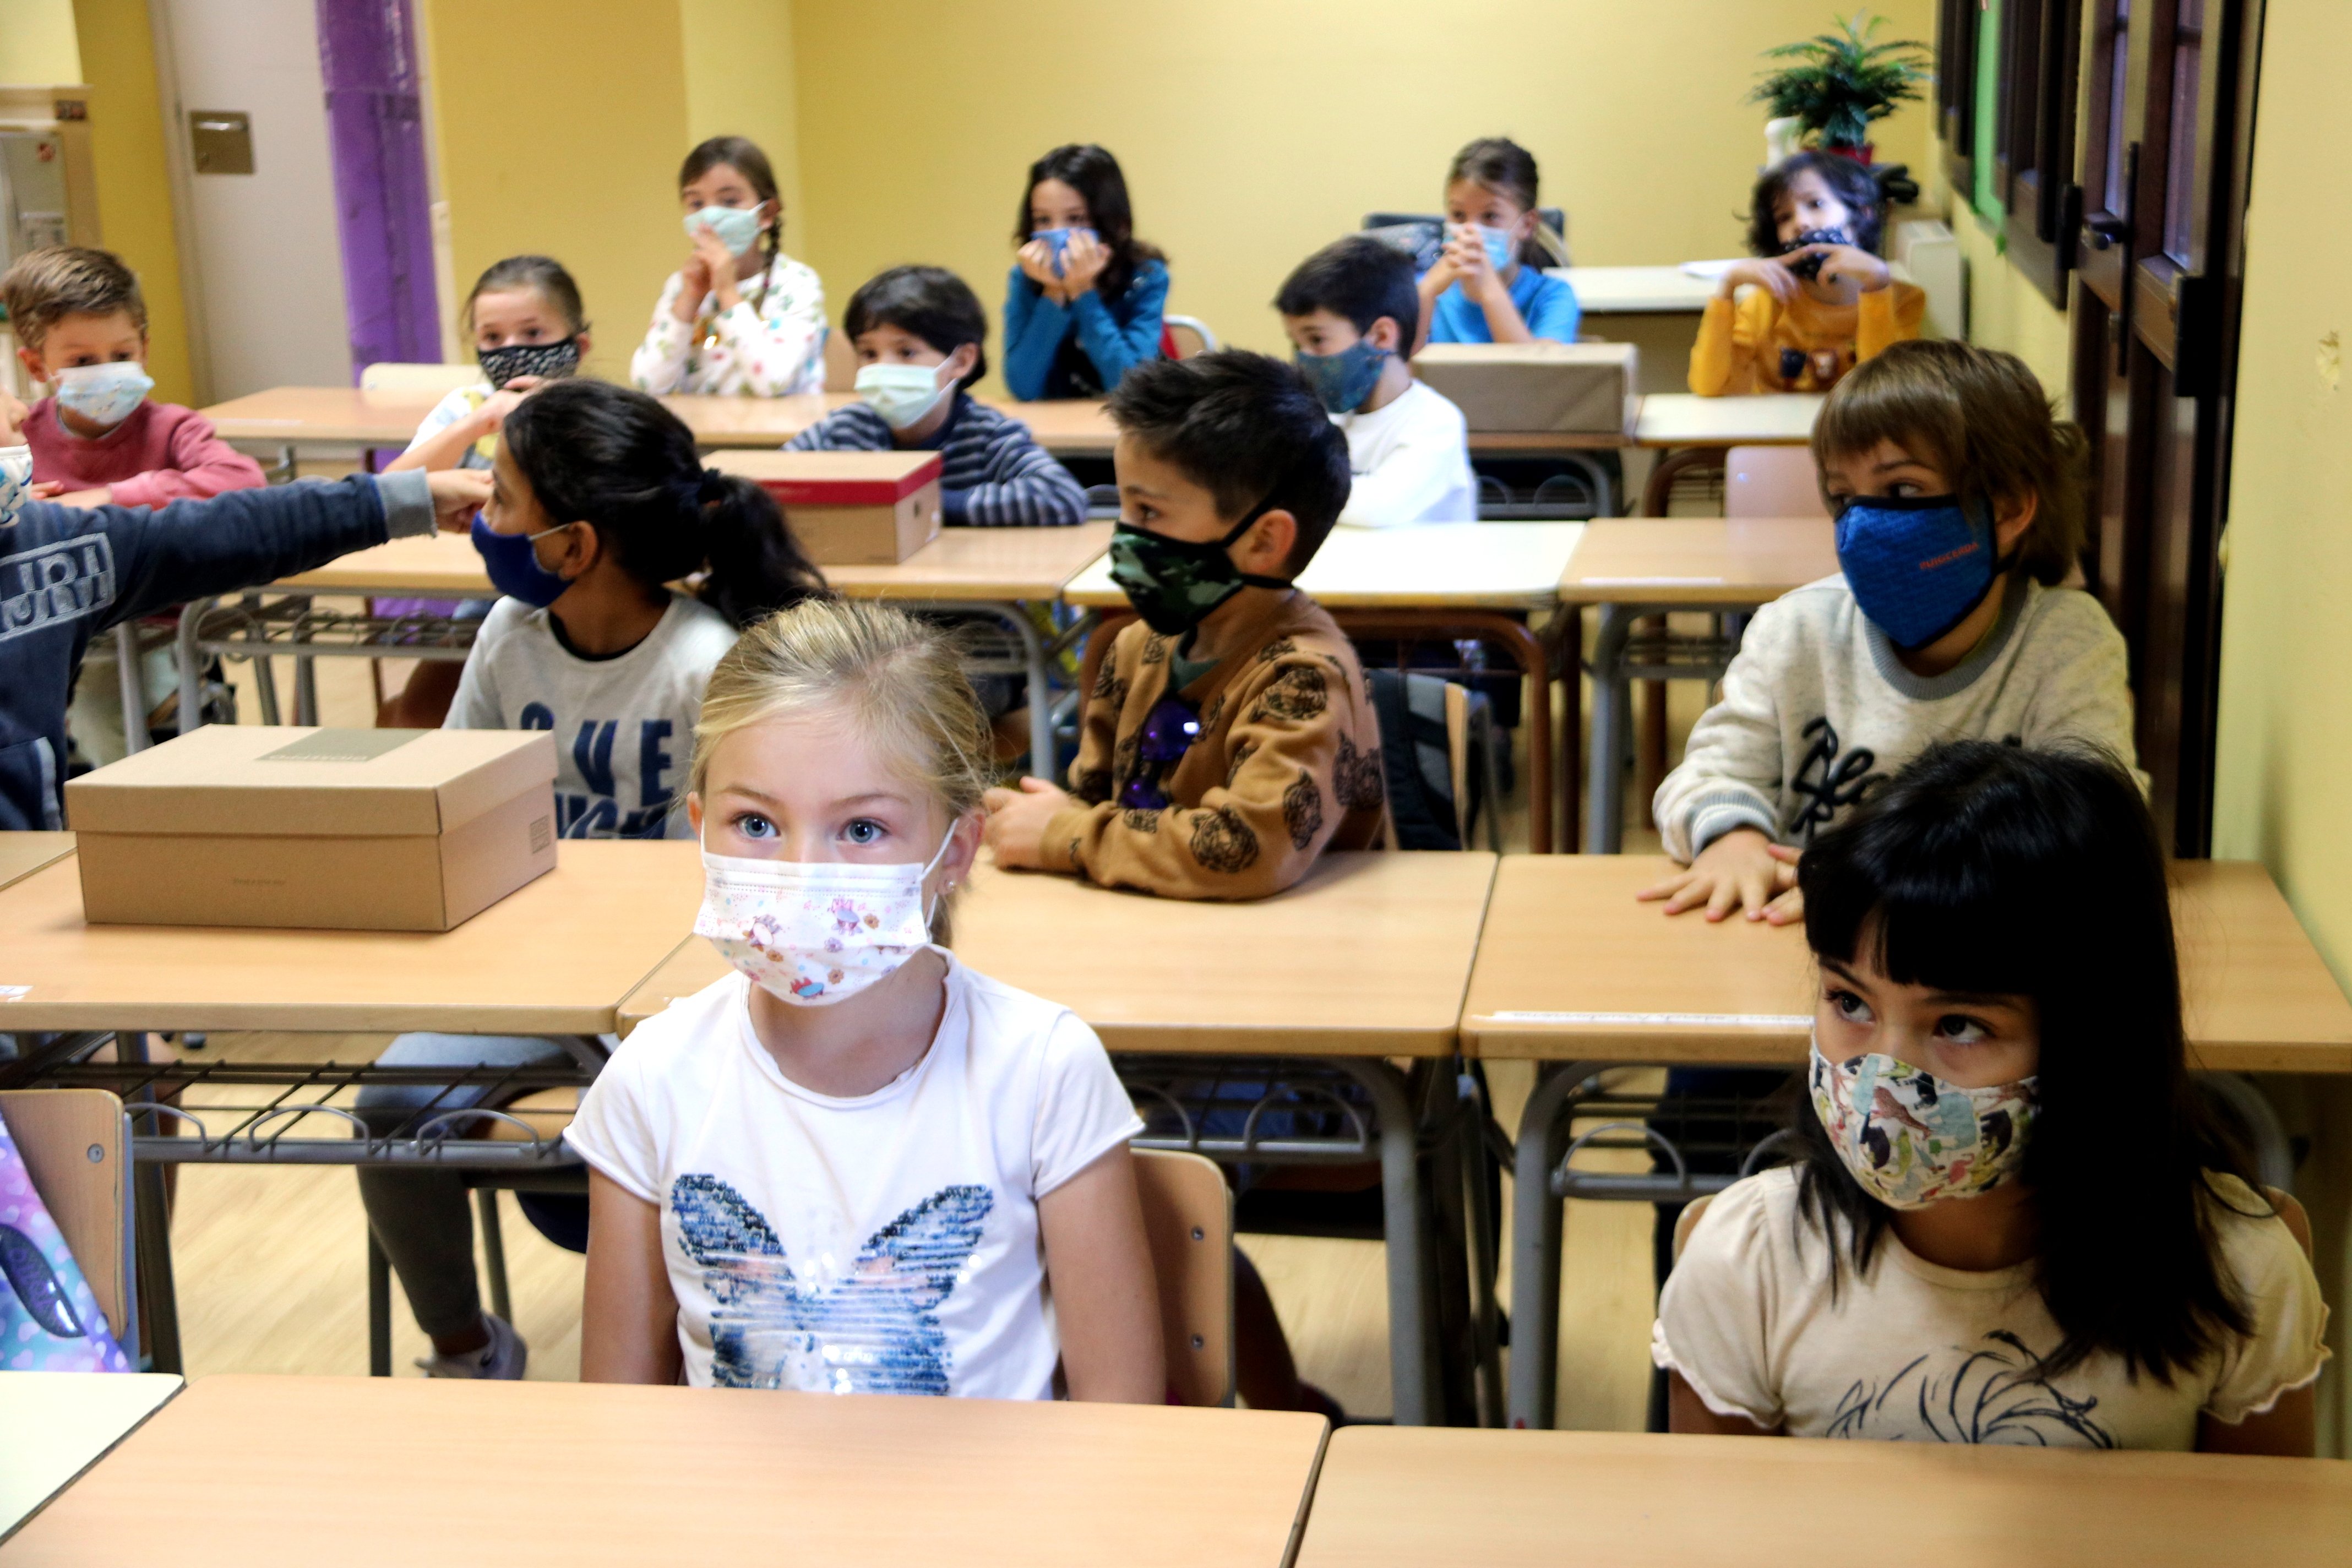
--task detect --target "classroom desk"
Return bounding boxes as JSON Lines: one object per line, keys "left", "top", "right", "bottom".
{"left": 0, "top": 1371, "right": 182, "bottom": 1541}
{"left": 1631, "top": 393, "right": 1824, "bottom": 516}
{"left": 1457, "top": 854, "right": 2352, "bottom": 1429}
{"left": 619, "top": 850, "right": 1498, "bottom": 1425}
{"left": 3, "top": 1375, "right": 1329, "bottom": 1567}
{"left": 1555, "top": 266, "right": 1717, "bottom": 398}
{"left": 171, "top": 523, "right": 1114, "bottom": 772}
{"left": 1292, "top": 1424, "right": 2352, "bottom": 1568}
{"left": 0, "top": 839, "right": 704, "bottom": 1376}
{"left": 0, "top": 831, "right": 74, "bottom": 892}
{"left": 1066, "top": 522, "right": 1585, "bottom": 853}
{"left": 1555, "top": 517, "right": 1838, "bottom": 851}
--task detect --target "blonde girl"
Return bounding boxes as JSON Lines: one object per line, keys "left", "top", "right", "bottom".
{"left": 573, "top": 598, "right": 1163, "bottom": 1398}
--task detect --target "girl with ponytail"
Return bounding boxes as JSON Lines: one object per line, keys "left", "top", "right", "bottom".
{"left": 356, "top": 378, "right": 828, "bottom": 1385}
{"left": 630, "top": 135, "right": 828, "bottom": 398}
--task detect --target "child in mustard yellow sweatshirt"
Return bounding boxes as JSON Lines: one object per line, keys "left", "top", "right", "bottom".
{"left": 1690, "top": 151, "right": 1925, "bottom": 396}
{"left": 983, "top": 350, "right": 1384, "bottom": 897}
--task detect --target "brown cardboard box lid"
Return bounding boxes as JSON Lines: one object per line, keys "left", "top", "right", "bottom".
{"left": 64, "top": 726, "right": 559, "bottom": 838}
{"left": 708, "top": 448, "right": 944, "bottom": 504}
{"left": 1413, "top": 341, "right": 1638, "bottom": 377}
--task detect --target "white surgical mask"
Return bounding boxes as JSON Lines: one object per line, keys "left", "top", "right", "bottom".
{"left": 683, "top": 204, "right": 765, "bottom": 258}
{"left": 854, "top": 361, "right": 954, "bottom": 431}
{"left": 695, "top": 828, "right": 957, "bottom": 1007}
{"left": 1807, "top": 1034, "right": 2038, "bottom": 1210}
{"left": 0, "top": 444, "right": 31, "bottom": 527}
{"left": 52, "top": 361, "right": 153, "bottom": 429}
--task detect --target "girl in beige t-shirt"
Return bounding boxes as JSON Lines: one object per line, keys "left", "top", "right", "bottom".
{"left": 1655, "top": 740, "right": 2328, "bottom": 1453}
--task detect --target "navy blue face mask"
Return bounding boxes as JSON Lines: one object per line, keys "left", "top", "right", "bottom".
{"left": 1834, "top": 492, "right": 2005, "bottom": 650}
{"left": 1293, "top": 337, "right": 1390, "bottom": 414}
{"left": 470, "top": 513, "right": 576, "bottom": 608}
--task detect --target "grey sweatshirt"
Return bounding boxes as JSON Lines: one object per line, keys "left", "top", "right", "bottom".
{"left": 1654, "top": 572, "right": 2140, "bottom": 861}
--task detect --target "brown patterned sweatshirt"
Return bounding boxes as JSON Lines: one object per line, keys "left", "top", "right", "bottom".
{"left": 1042, "top": 591, "right": 1386, "bottom": 899}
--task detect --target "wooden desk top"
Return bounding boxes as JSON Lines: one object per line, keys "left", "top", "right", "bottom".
{"left": 268, "top": 522, "right": 1112, "bottom": 604}
{"left": 1065, "top": 522, "right": 1585, "bottom": 611}
{"left": 199, "top": 385, "right": 445, "bottom": 445}
{"left": 0, "top": 839, "right": 704, "bottom": 1035}
{"left": 1553, "top": 264, "right": 1719, "bottom": 314}
{"left": 3, "top": 1374, "right": 1326, "bottom": 1567}
{"left": 0, "top": 1372, "right": 181, "bottom": 1540}
{"left": 0, "top": 832, "right": 74, "bottom": 892}
{"left": 1294, "top": 1425, "right": 2352, "bottom": 1568}
{"left": 1635, "top": 392, "right": 1822, "bottom": 447}
{"left": 1459, "top": 856, "right": 2352, "bottom": 1071}
{"left": 1557, "top": 516, "right": 1837, "bottom": 606}
{"left": 622, "top": 850, "right": 1497, "bottom": 1056}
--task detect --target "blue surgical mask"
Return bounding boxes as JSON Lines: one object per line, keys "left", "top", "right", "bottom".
{"left": 1031, "top": 226, "right": 1098, "bottom": 277}
{"left": 684, "top": 204, "right": 765, "bottom": 258}
{"left": 52, "top": 361, "right": 153, "bottom": 428}
{"left": 0, "top": 445, "right": 30, "bottom": 529}
{"left": 1476, "top": 224, "right": 1518, "bottom": 274}
{"left": 1834, "top": 493, "right": 2003, "bottom": 650}
{"left": 470, "top": 513, "right": 576, "bottom": 609}
{"left": 1294, "top": 338, "right": 1391, "bottom": 415}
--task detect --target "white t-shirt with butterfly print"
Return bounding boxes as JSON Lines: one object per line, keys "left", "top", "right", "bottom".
{"left": 566, "top": 954, "right": 1142, "bottom": 1396}
{"left": 629, "top": 251, "right": 827, "bottom": 398}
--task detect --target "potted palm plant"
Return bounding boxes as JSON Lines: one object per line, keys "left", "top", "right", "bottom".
{"left": 1750, "top": 12, "right": 1931, "bottom": 165}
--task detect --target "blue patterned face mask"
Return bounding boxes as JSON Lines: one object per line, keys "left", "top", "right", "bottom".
{"left": 1293, "top": 337, "right": 1390, "bottom": 414}
{"left": 1834, "top": 492, "right": 2005, "bottom": 650}
{"left": 684, "top": 204, "right": 764, "bottom": 257}
{"left": 0, "top": 445, "right": 30, "bottom": 529}
{"left": 52, "top": 361, "right": 153, "bottom": 428}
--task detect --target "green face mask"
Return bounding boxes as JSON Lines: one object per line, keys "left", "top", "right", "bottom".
{"left": 1108, "top": 502, "right": 1292, "bottom": 638}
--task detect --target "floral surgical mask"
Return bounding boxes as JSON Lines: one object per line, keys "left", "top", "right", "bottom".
{"left": 1808, "top": 1033, "right": 2037, "bottom": 1209}
{"left": 695, "top": 829, "right": 957, "bottom": 1007}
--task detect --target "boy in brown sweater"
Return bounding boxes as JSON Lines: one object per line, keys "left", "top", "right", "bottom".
{"left": 983, "top": 349, "right": 1384, "bottom": 895}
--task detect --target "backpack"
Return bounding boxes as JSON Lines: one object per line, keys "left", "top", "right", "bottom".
{"left": 1368, "top": 669, "right": 1499, "bottom": 852}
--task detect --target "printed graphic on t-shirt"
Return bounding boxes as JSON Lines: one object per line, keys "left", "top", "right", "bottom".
{"left": 671, "top": 1173, "right": 994, "bottom": 1395}
{"left": 1787, "top": 715, "right": 1884, "bottom": 841}
{"left": 1825, "top": 1328, "right": 2118, "bottom": 1447}
{"left": 517, "top": 704, "right": 682, "bottom": 839}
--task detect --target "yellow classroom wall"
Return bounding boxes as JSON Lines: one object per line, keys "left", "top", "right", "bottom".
{"left": 67, "top": 0, "right": 195, "bottom": 406}
{"left": 1915, "top": 154, "right": 2073, "bottom": 399}
{"left": 417, "top": 0, "right": 696, "bottom": 382}
{"left": 679, "top": 0, "right": 804, "bottom": 262}
{"left": 0, "top": 0, "right": 81, "bottom": 81}
{"left": 2206, "top": 0, "right": 2352, "bottom": 1453}
{"left": 786, "top": 0, "right": 1933, "bottom": 393}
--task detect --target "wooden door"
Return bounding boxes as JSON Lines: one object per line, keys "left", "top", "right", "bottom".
{"left": 2070, "top": 0, "right": 2262, "bottom": 854}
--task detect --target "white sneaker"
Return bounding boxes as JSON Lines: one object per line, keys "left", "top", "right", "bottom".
{"left": 415, "top": 1311, "right": 528, "bottom": 1380}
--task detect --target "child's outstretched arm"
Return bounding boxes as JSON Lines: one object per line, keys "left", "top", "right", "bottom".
{"left": 581, "top": 1169, "right": 685, "bottom": 1385}
{"left": 1643, "top": 601, "right": 1798, "bottom": 919}
{"left": 1037, "top": 1144, "right": 1164, "bottom": 1403}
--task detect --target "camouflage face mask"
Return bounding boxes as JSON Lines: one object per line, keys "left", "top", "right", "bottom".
{"left": 1108, "top": 498, "right": 1291, "bottom": 639}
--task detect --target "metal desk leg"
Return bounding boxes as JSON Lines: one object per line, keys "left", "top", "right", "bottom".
{"left": 113, "top": 622, "right": 150, "bottom": 756}
{"left": 1585, "top": 606, "right": 1637, "bottom": 853}
{"left": 1507, "top": 1062, "right": 1593, "bottom": 1428}
{"left": 292, "top": 594, "right": 321, "bottom": 726}
{"left": 175, "top": 596, "right": 218, "bottom": 737}
{"left": 1330, "top": 1057, "right": 1442, "bottom": 1427}
{"left": 118, "top": 1031, "right": 184, "bottom": 1375}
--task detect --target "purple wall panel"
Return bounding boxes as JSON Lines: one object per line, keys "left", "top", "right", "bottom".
{"left": 315, "top": 0, "right": 440, "bottom": 379}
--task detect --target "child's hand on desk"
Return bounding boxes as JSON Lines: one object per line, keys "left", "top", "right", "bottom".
{"left": 982, "top": 776, "right": 1071, "bottom": 870}
{"left": 52, "top": 487, "right": 111, "bottom": 508}
{"left": 29, "top": 481, "right": 65, "bottom": 499}
{"left": 425, "top": 468, "right": 494, "bottom": 530}
{"left": 1717, "top": 259, "right": 1799, "bottom": 304}
{"left": 1637, "top": 829, "right": 1804, "bottom": 924}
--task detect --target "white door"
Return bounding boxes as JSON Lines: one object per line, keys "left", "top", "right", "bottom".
{"left": 156, "top": 0, "right": 351, "bottom": 398}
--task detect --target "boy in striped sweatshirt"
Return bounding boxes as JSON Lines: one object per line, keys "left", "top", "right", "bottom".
{"left": 786, "top": 265, "right": 1086, "bottom": 527}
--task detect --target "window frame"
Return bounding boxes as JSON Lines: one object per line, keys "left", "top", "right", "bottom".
{"left": 2001, "top": 0, "right": 2086, "bottom": 304}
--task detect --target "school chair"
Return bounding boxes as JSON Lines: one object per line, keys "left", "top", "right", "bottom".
{"left": 1725, "top": 445, "right": 1830, "bottom": 520}
{"left": 0, "top": 1089, "right": 138, "bottom": 1363}
{"left": 823, "top": 326, "right": 858, "bottom": 392}
{"left": 1369, "top": 669, "right": 1502, "bottom": 853}
{"left": 1133, "top": 1148, "right": 1235, "bottom": 1407}
{"left": 358, "top": 362, "right": 481, "bottom": 396}
{"left": 363, "top": 1087, "right": 581, "bottom": 1377}
{"left": 1160, "top": 315, "right": 1219, "bottom": 360}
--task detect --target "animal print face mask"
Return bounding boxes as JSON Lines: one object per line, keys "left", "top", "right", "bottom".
{"left": 695, "top": 832, "right": 955, "bottom": 1006}
{"left": 1808, "top": 1035, "right": 2037, "bottom": 1210}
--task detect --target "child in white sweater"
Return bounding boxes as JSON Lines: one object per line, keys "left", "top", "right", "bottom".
{"left": 1643, "top": 339, "right": 2137, "bottom": 925}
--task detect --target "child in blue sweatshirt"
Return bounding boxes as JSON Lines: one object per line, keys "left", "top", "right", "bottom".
{"left": 0, "top": 390, "right": 487, "bottom": 831}
{"left": 1003, "top": 144, "right": 1168, "bottom": 400}
{"left": 789, "top": 266, "right": 1085, "bottom": 526}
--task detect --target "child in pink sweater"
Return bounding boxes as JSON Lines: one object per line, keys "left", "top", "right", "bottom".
{"left": 4, "top": 245, "right": 263, "bottom": 507}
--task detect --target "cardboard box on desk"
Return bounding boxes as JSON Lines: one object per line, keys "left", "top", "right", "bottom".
{"left": 707, "top": 449, "right": 943, "bottom": 565}
{"left": 1412, "top": 341, "right": 1638, "bottom": 434}
{"left": 66, "top": 726, "right": 557, "bottom": 932}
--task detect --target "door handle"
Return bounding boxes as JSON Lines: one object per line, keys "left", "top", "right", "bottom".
{"left": 2083, "top": 216, "right": 2128, "bottom": 251}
